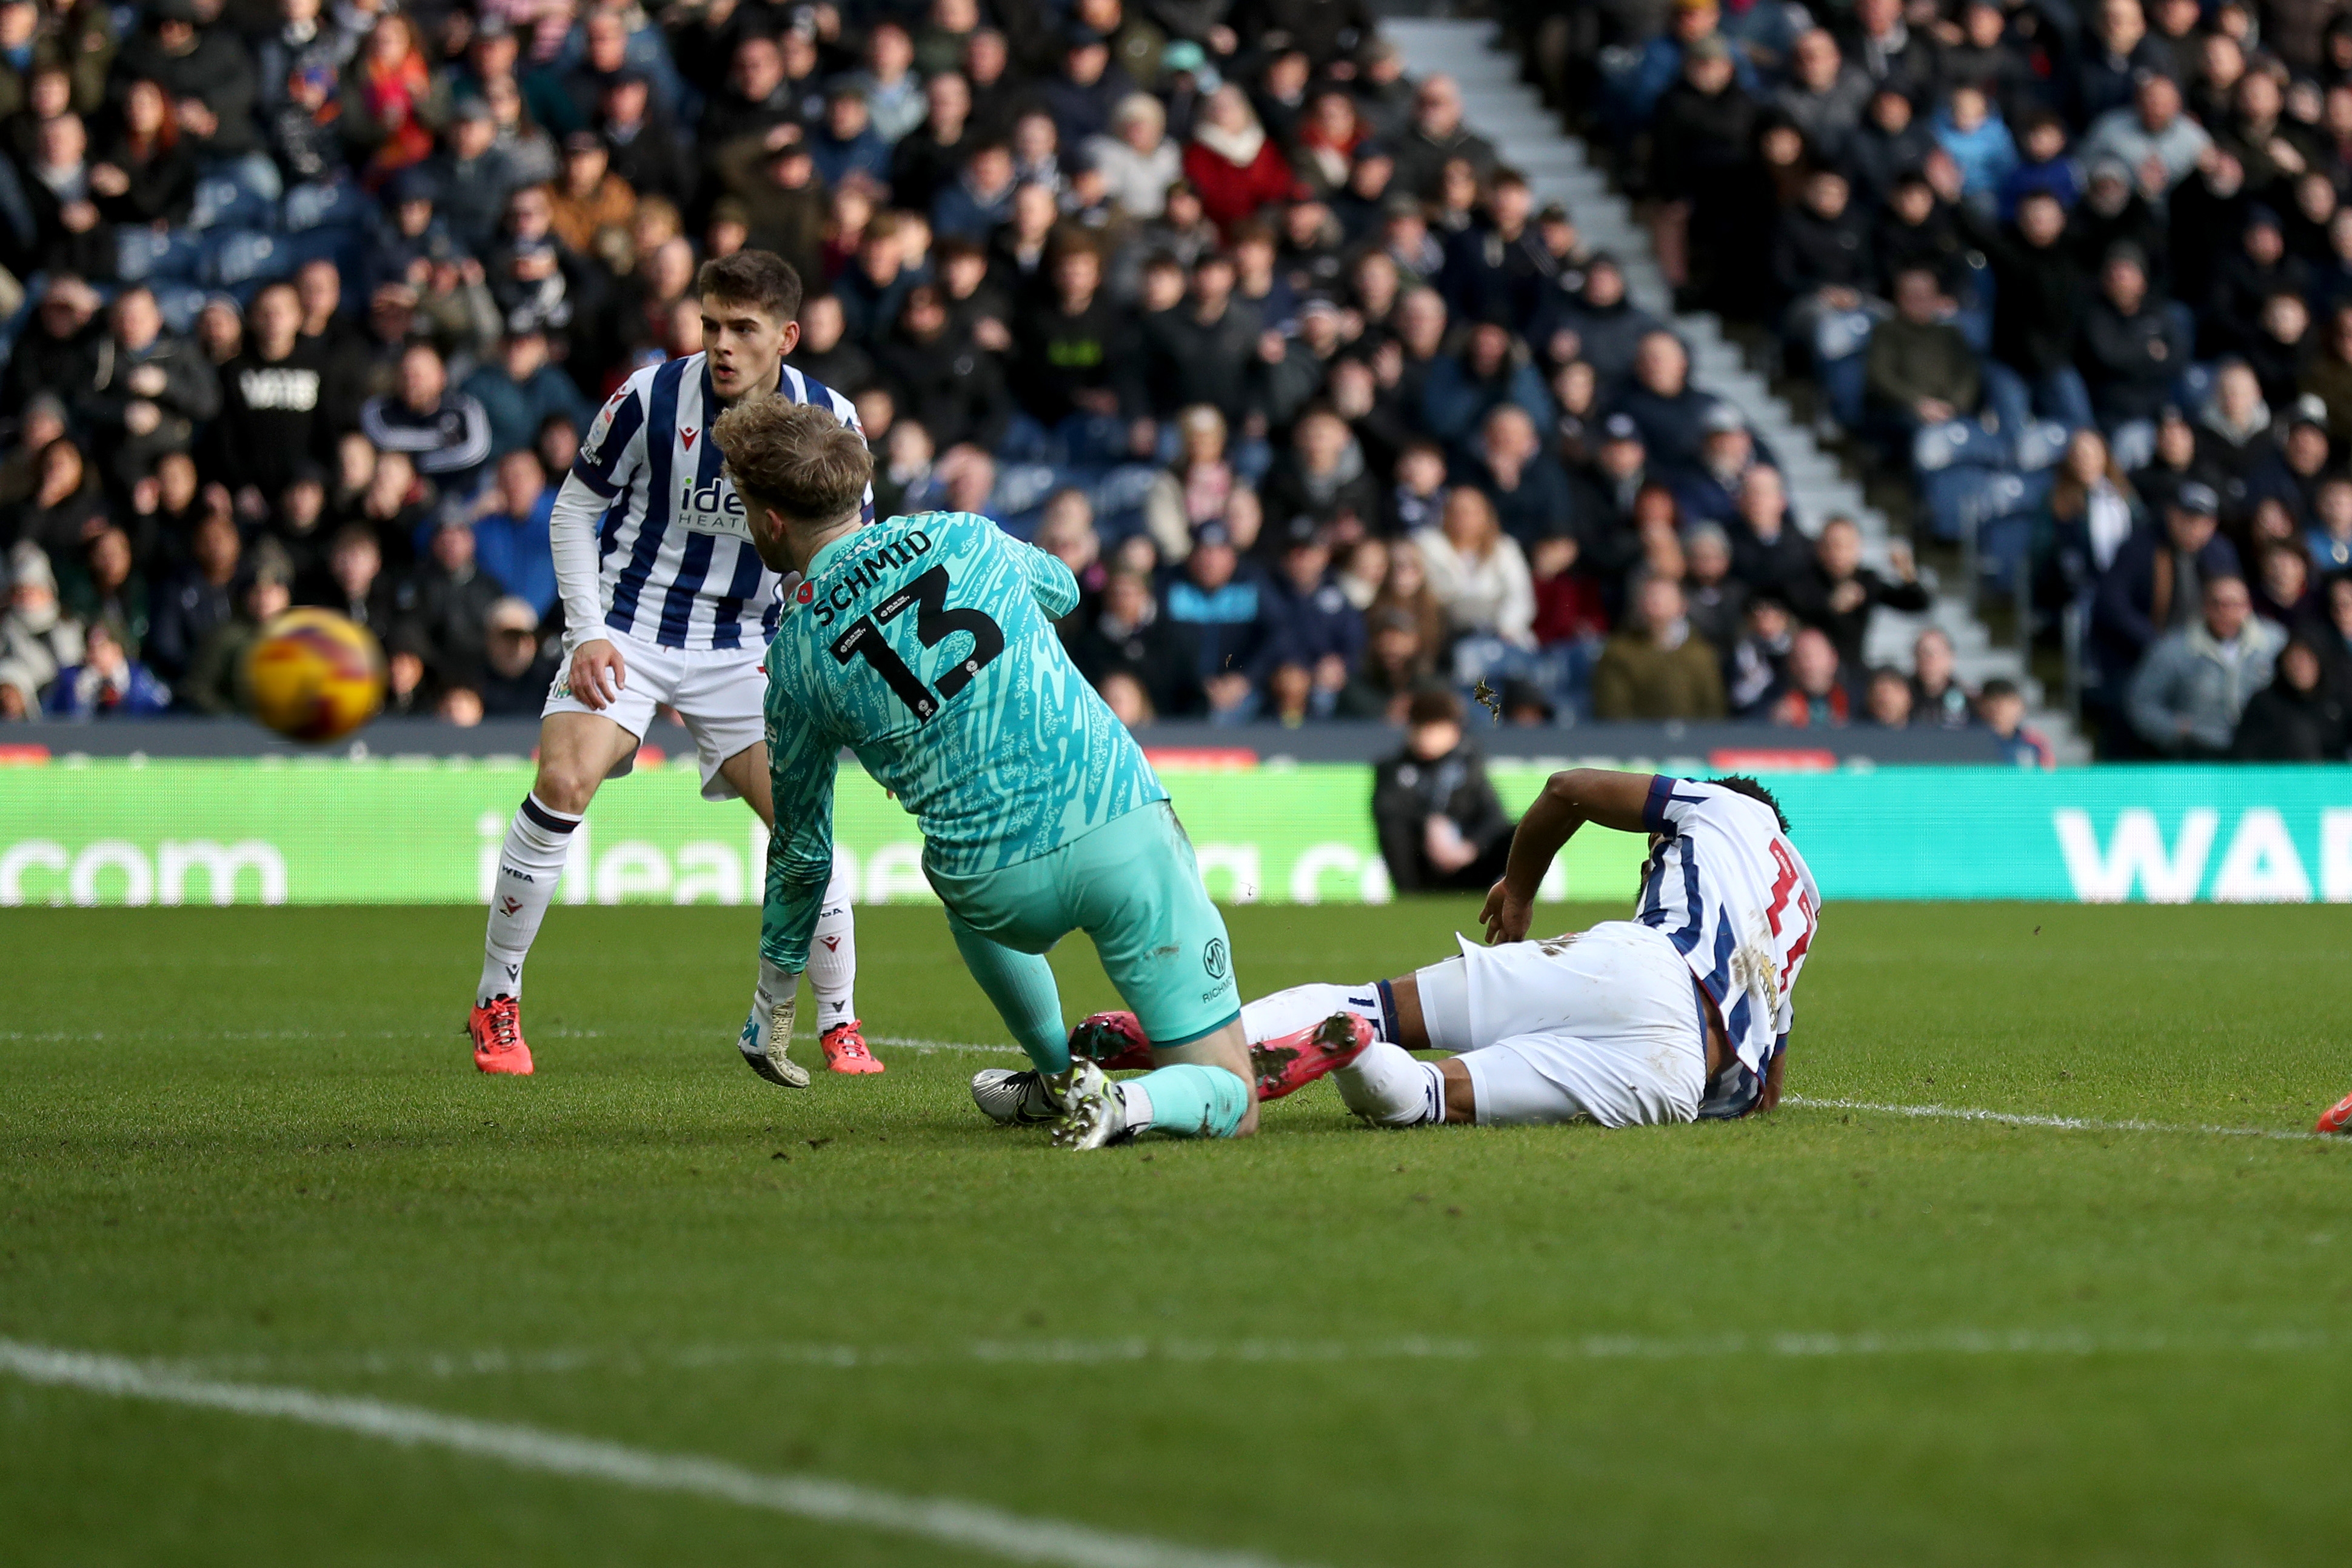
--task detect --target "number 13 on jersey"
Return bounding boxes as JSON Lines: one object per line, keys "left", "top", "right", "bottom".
{"left": 829, "top": 564, "right": 1004, "bottom": 723}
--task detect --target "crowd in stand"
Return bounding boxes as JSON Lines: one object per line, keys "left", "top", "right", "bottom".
{"left": 0, "top": 0, "right": 2187, "bottom": 758}
{"left": 1560, "top": 0, "right": 2352, "bottom": 758}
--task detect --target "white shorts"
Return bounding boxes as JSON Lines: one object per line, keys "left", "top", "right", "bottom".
{"left": 544, "top": 630, "right": 769, "bottom": 802}
{"left": 1414, "top": 921, "right": 1708, "bottom": 1129}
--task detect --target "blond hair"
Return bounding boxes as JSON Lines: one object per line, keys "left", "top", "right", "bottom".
{"left": 712, "top": 398, "right": 872, "bottom": 525}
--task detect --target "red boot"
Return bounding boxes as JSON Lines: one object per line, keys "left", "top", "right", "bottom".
{"left": 1067, "top": 1010, "right": 1153, "bottom": 1071}
{"left": 1252, "top": 1013, "right": 1374, "bottom": 1101}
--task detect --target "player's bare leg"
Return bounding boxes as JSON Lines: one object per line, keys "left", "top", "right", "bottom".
{"left": 471, "top": 710, "right": 639, "bottom": 1075}
{"left": 720, "top": 744, "right": 877, "bottom": 1076}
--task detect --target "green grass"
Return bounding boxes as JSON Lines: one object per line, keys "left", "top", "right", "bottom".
{"left": 3, "top": 899, "right": 2349, "bottom": 1567}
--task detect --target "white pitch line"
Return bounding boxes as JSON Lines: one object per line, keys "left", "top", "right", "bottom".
{"left": 156, "top": 1325, "right": 2331, "bottom": 1385}
{"left": 0, "top": 1339, "right": 1308, "bottom": 1568}
{"left": 1786, "top": 1095, "right": 2337, "bottom": 1143}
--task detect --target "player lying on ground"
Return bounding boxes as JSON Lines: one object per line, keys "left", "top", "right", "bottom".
{"left": 975, "top": 770, "right": 1818, "bottom": 1129}
{"left": 467, "top": 251, "right": 877, "bottom": 1083}
{"left": 713, "top": 395, "right": 1258, "bottom": 1150}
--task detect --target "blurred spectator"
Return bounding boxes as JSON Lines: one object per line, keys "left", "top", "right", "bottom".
{"left": 62, "top": 527, "right": 147, "bottom": 654}
{"left": 91, "top": 286, "right": 220, "bottom": 489}
{"left": 1769, "top": 626, "right": 1851, "bottom": 727}
{"left": 1865, "top": 267, "right": 1980, "bottom": 434}
{"left": 7, "top": 436, "right": 107, "bottom": 562}
{"left": 1534, "top": 255, "right": 1659, "bottom": 384}
{"left": 1393, "top": 74, "right": 1497, "bottom": 201}
{"left": 1726, "top": 591, "right": 1797, "bottom": 717}
{"left": 464, "top": 327, "right": 591, "bottom": 462}
{"left": 2079, "top": 71, "right": 2211, "bottom": 195}
{"left": 211, "top": 285, "right": 327, "bottom": 513}
{"left": 1162, "top": 521, "right": 1265, "bottom": 722}
{"left": 308, "top": 523, "right": 398, "bottom": 635}
{"left": 2307, "top": 573, "right": 2352, "bottom": 698}
{"left": 1090, "top": 92, "right": 1180, "bottom": 218}
{"left": 398, "top": 513, "right": 504, "bottom": 687}
{"left": 1415, "top": 487, "right": 1533, "bottom": 648}
{"left": 1681, "top": 522, "right": 1745, "bottom": 652}
{"left": 1070, "top": 569, "right": 1198, "bottom": 718}
{"left": 1421, "top": 317, "right": 1551, "bottom": 451}
{"left": 44, "top": 618, "right": 169, "bottom": 718}
{"left": 1262, "top": 406, "right": 1378, "bottom": 533}
{"left": 2078, "top": 243, "right": 2191, "bottom": 429}
{"left": 180, "top": 542, "right": 294, "bottom": 716}
{"left": 1592, "top": 574, "right": 1725, "bottom": 720}
{"left": 1371, "top": 687, "right": 1514, "bottom": 895}
{"left": 2045, "top": 429, "right": 2143, "bottom": 607}
{"left": 361, "top": 344, "right": 492, "bottom": 495}
{"left": 1978, "top": 677, "right": 2056, "bottom": 767}
{"left": 1460, "top": 404, "right": 1570, "bottom": 546}
{"left": 1910, "top": 628, "right": 1976, "bottom": 730}
{"left": 1774, "top": 29, "right": 1870, "bottom": 163}
{"left": 1529, "top": 531, "right": 1608, "bottom": 649}
{"left": 1613, "top": 331, "right": 1718, "bottom": 472}
{"left": 2126, "top": 573, "right": 2283, "bottom": 756}
{"left": 2094, "top": 481, "right": 2242, "bottom": 693}
{"left": 147, "top": 503, "right": 241, "bottom": 689}
{"left": 2309, "top": 477, "right": 2352, "bottom": 575}
{"left": 473, "top": 596, "right": 558, "bottom": 717}
{"left": 1184, "top": 85, "right": 1295, "bottom": 235}
{"left": 1789, "top": 516, "right": 1929, "bottom": 669}
{"left": 1645, "top": 37, "right": 1756, "bottom": 309}
{"left": 469, "top": 450, "right": 558, "bottom": 618}
{"left": 1729, "top": 465, "right": 1812, "bottom": 596}
{"left": 2231, "top": 636, "right": 2350, "bottom": 760}
{"left": 0, "top": 542, "right": 83, "bottom": 705}
{"left": 1255, "top": 515, "right": 1364, "bottom": 719}
{"left": 1863, "top": 665, "right": 1915, "bottom": 728}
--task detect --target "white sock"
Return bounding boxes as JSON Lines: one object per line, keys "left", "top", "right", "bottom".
{"left": 479, "top": 794, "right": 578, "bottom": 1006}
{"left": 1334, "top": 1041, "right": 1444, "bottom": 1127}
{"left": 1120, "top": 1081, "right": 1155, "bottom": 1134}
{"left": 1240, "top": 981, "right": 1386, "bottom": 1045}
{"left": 805, "top": 887, "right": 857, "bottom": 1032}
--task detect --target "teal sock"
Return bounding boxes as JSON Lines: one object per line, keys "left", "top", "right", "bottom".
{"left": 946, "top": 912, "right": 1070, "bottom": 1074}
{"left": 1121, "top": 1064, "right": 1249, "bottom": 1139}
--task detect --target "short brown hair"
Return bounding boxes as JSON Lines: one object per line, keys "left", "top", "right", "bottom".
{"left": 696, "top": 249, "right": 804, "bottom": 322}
{"left": 713, "top": 397, "right": 871, "bottom": 524}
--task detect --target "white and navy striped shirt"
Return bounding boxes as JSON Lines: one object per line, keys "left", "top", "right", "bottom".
{"left": 1633, "top": 777, "right": 1821, "bottom": 1118}
{"left": 566, "top": 354, "right": 870, "bottom": 651}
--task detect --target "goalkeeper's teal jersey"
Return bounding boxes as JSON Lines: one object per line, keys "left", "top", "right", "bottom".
{"left": 758, "top": 510, "right": 1168, "bottom": 967}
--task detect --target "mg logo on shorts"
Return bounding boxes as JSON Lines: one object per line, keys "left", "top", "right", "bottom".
{"left": 1203, "top": 938, "right": 1229, "bottom": 980}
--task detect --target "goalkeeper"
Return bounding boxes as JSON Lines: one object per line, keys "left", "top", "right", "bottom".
{"left": 710, "top": 396, "right": 1252, "bottom": 1150}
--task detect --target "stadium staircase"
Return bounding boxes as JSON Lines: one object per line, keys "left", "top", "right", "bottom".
{"left": 1383, "top": 16, "right": 2093, "bottom": 761}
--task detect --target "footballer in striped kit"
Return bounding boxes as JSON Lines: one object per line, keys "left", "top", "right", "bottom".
{"left": 466, "top": 250, "right": 878, "bottom": 1084}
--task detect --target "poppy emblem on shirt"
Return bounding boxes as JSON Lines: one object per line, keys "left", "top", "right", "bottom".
{"left": 797, "top": 582, "right": 814, "bottom": 604}
{"left": 680, "top": 425, "right": 698, "bottom": 450}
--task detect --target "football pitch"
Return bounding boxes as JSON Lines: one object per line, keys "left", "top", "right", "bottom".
{"left": 4, "top": 899, "right": 2347, "bottom": 1566}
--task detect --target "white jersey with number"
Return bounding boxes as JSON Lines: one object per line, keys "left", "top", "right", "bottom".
{"left": 1632, "top": 776, "right": 1820, "bottom": 1117}
{"left": 562, "top": 354, "right": 870, "bottom": 653}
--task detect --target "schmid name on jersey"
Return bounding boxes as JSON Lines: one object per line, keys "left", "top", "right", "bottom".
{"left": 678, "top": 477, "right": 750, "bottom": 540}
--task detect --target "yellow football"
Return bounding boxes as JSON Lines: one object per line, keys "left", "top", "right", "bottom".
{"left": 241, "top": 608, "right": 387, "bottom": 743}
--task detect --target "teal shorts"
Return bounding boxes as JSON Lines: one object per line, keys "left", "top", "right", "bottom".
{"left": 924, "top": 800, "right": 1241, "bottom": 1046}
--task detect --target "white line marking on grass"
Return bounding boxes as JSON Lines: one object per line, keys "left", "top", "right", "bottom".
{"left": 0, "top": 1339, "right": 1309, "bottom": 1568}
{"left": 1786, "top": 1095, "right": 2337, "bottom": 1143}
{"left": 163, "top": 1326, "right": 2330, "bottom": 1385}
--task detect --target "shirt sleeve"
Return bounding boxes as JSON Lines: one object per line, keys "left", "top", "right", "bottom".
{"left": 1639, "top": 775, "right": 1723, "bottom": 836}
{"left": 1007, "top": 535, "right": 1080, "bottom": 618}
{"left": 758, "top": 673, "right": 842, "bottom": 972}
{"left": 570, "top": 377, "right": 648, "bottom": 499}
{"left": 829, "top": 385, "right": 878, "bottom": 526}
